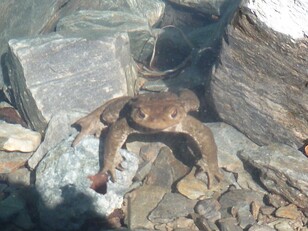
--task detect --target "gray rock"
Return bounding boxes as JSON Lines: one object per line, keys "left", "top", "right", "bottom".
{"left": 208, "top": 123, "right": 265, "bottom": 192}
{"left": 0, "top": 192, "right": 34, "bottom": 229}
{"left": 148, "top": 192, "right": 197, "bottom": 223}
{"left": 56, "top": 10, "right": 150, "bottom": 36}
{"left": 145, "top": 146, "right": 190, "bottom": 189}
{"left": 127, "top": 185, "right": 167, "bottom": 230}
{"left": 0, "top": 0, "right": 147, "bottom": 91}
{"left": 211, "top": 4, "right": 308, "bottom": 148}
{"left": 6, "top": 32, "right": 133, "bottom": 133}
{"left": 218, "top": 217, "right": 243, "bottom": 231}
{"left": 168, "top": 0, "right": 230, "bottom": 16}
{"left": 0, "top": 150, "right": 32, "bottom": 174}
{"left": 219, "top": 189, "right": 265, "bottom": 219}
{"left": 195, "top": 199, "right": 221, "bottom": 222}
{"left": 238, "top": 144, "right": 308, "bottom": 209}
{"left": 248, "top": 224, "right": 275, "bottom": 231}
{"left": 27, "top": 110, "right": 84, "bottom": 170}
{"left": 35, "top": 135, "right": 139, "bottom": 231}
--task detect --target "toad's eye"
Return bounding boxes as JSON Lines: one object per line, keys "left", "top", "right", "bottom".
{"left": 170, "top": 108, "right": 178, "bottom": 119}
{"left": 137, "top": 108, "right": 147, "bottom": 119}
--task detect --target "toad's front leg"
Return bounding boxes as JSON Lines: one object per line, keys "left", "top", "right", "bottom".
{"left": 177, "top": 116, "right": 223, "bottom": 189}
{"left": 97, "top": 118, "right": 134, "bottom": 182}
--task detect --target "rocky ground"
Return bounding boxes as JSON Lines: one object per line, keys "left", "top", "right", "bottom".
{"left": 0, "top": 0, "right": 307, "bottom": 231}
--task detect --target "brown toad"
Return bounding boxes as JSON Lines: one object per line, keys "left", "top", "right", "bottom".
{"left": 73, "top": 89, "right": 223, "bottom": 189}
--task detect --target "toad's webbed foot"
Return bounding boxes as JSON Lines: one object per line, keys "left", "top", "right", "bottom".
{"left": 197, "top": 159, "right": 224, "bottom": 189}
{"left": 88, "top": 173, "right": 108, "bottom": 194}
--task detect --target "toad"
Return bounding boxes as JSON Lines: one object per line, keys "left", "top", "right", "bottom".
{"left": 73, "top": 89, "right": 223, "bottom": 189}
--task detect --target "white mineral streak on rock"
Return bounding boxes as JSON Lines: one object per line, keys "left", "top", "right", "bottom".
{"left": 0, "top": 121, "right": 41, "bottom": 152}
{"left": 246, "top": 0, "right": 308, "bottom": 39}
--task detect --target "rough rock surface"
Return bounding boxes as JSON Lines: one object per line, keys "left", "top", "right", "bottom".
{"left": 27, "top": 111, "right": 84, "bottom": 170}
{"left": 238, "top": 144, "right": 308, "bottom": 209}
{"left": 211, "top": 3, "right": 308, "bottom": 148}
{"left": 0, "top": 151, "right": 32, "bottom": 174}
{"left": 35, "top": 135, "right": 138, "bottom": 231}
{"left": 6, "top": 33, "right": 133, "bottom": 133}
{"left": 0, "top": 121, "right": 41, "bottom": 152}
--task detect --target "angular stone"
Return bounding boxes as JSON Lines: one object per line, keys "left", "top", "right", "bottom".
{"left": 168, "top": 0, "right": 233, "bottom": 16}
{"left": 207, "top": 123, "right": 265, "bottom": 192}
{"left": 145, "top": 146, "right": 189, "bottom": 189}
{"left": 27, "top": 111, "right": 84, "bottom": 170}
{"left": 194, "top": 199, "right": 221, "bottom": 222}
{"left": 238, "top": 144, "right": 308, "bottom": 209}
{"left": 6, "top": 32, "right": 134, "bottom": 133}
{"left": 35, "top": 135, "right": 139, "bottom": 231}
{"left": 275, "top": 204, "right": 302, "bottom": 220}
{"left": 0, "top": 151, "right": 32, "bottom": 174}
{"left": 0, "top": 121, "right": 41, "bottom": 152}
{"left": 219, "top": 189, "right": 265, "bottom": 219}
{"left": 177, "top": 168, "right": 213, "bottom": 200}
{"left": 211, "top": 3, "right": 308, "bottom": 148}
{"left": 127, "top": 185, "right": 167, "bottom": 230}
{"left": 148, "top": 192, "right": 197, "bottom": 223}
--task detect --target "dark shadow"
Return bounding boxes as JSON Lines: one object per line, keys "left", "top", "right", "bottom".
{"left": 0, "top": 176, "right": 127, "bottom": 231}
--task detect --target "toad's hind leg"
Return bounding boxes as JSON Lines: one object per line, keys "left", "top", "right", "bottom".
{"left": 177, "top": 116, "right": 223, "bottom": 189}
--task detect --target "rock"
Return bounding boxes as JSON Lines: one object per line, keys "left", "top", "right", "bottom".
{"left": 238, "top": 144, "right": 308, "bottom": 209}
{"left": 211, "top": 2, "right": 308, "bottom": 148}
{"left": 0, "top": 150, "right": 32, "bottom": 174}
{"left": 248, "top": 224, "right": 275, "bottom": 231}
{"left": 127, "top": 185, "right": 167, "bottom": 230}
{"left": 0, "top": 192, "right": 34, "bottom": 230}
{"left": 0, "top": 102, "right": 27, "bottom": 127}
{"left": 27, "top": 111, "right": 84, "bottom": 170}
{"left": 207, "top": 123, "right": 265, "bottom": 192}
{"left": 219, "top": 189, "right": 265, "bottom": 219}
{"left": 6, "top": 32, "right": 134, "bottom": 133}
{"left": 57, "top": 10, "right": 150, "bottom": 35}
{"left": 237, "top": 204, "right": 256, "bottom": 229}
{"left": 273, "top": 220, "right": 295, "bottom": 231}
{"left": 148, "top": 192, "right": 197, "bottom": 223}
{"left": 145, "top": 146, "right": 190, "bottom": 189}
{"left": 35, "top": 135, "right": 139, "bottom": 231}
{"left": 176, "top": 167, "right": 213, "bottom": 200}
{"left": 168, "top": 0, "right": 234, "bottom": 16}
{"left": 194, "top": 216, "right": 219, "bottom": 231}
{"left": 155, "top": 217, "right": 199, "bottom": 231}
{"left": 0, "top": 121, "right": 41, "bottom": 153}
{"left": 218, "top": 217, "right": 243, "bottom": 231}
{"left": 265, "top": 193, "right": 288, "bottom": 208}
{"left": 247, "top": 0, "right": 308, "bottom": 39}
{"left": 275, "top": 204, "right": 302, "bottom": 220}
{"left": 6, "top": 168, "right": 31, "bottom": 187}
{"left": 194, "top": 198, "right": 221, "bottom": 221}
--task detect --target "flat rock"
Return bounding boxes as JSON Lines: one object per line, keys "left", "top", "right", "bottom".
{"left": 27, "top": 110, "right": 84, "bottom": 170}
{"left": 211, "top": 2, "right": 308, "bottom": 148}
{"left": 168, "top": 0, "right": 233, "bottom": 16}
{"left": 145, "top": 146, "right": 190, "bottom": 189}
{"left": 6, "top": 32, "right": 134, "bottom": 133}
{"left": 35, "top": 135, "right": 139, "bottom": 231}
{"left": 0, "top": 121, "right": 41, "bottom": 153}
{"left": 148, "top": 192, "right": 197, "bottom": 223}
{"left": 238, "top": 144, "right": 308, "bottom": 209}
{"left": 207, "top": 123, "right": 265, "bottom": 192}
{"left": 127, "top": 185, "right": 167, "bottom": 230}
{"left": 0, "top": 151, "right": 32, "bottom": 174}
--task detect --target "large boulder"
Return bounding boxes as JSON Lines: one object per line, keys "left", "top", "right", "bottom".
{"left": 6, "top": 32, "right": 134, "bottom": 133}
{"left": 211, "top": 1, "right": 308, "bottom": 148}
